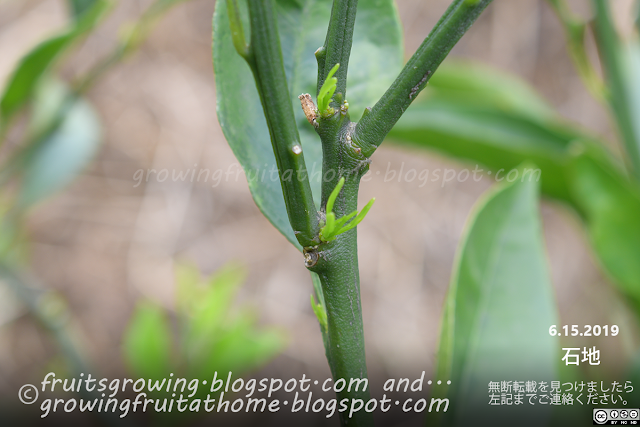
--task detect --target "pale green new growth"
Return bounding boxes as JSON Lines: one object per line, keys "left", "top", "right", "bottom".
{"left": 317, "top": 63, "right": 340, "bottom": 118}
{"left": 320, "top": 177, "right": 375, "bottom": 242}
{"left": 310, "top": 294, "right": 328, "bottom": 332}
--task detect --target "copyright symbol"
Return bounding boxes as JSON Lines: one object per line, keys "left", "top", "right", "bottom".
{"left": 19, "top": 384, "right": 39, "bottom": 404}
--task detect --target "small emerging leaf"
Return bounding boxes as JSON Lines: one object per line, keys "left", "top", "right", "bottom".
{"left": 336, "top": 197, "right": 375, "bottom": 235}
{"left": 325, "top": 176, "right": 344, "bottom": 216}
{"left": 310, "top": 294, "right": 327, "bottom": 333}
{"left": 320, "top": 177, "right": 375, "bottom": 242}
{"left": 317, "top": 63, "right": 339, "bottom": 116}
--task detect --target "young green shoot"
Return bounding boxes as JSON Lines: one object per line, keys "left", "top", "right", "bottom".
{"left": 310, "top": 294, "right": 328, "bottom": 332}
{"left": 320, "top": 177, "right": 375, "bottom": 242}
{"left": 317, "top": 63, "right": 340, "bottom": 118}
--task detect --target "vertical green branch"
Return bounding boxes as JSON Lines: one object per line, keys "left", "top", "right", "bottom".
{"left": 591, "top": 0, "right": 640, "bottom": 181}
{"left": 243, "top": 0, "right": 320, "bottom": 247}
{"left": 307, "top": 165, "right": 373, "bottom": 427}
{"left": 304, "top": 82, "right": 376, "bottom": 426}
{"left": 0, "top": 264, "right": 133, "bottom": 427}
{"left": 316, "top": 0, "right": 359, "bottom": 101}
{"left": 354, "top": 0, "right": 493, "bottom": 155}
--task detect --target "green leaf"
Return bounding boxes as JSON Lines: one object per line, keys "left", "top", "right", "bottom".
{"left": 0, "top": 0, "right": 109, "bottom": 124}
{"left": 18, "top": 81, "right": 102, "bottom": 208}
{"left": 123, "top": 302, "right": 173, "bottom": 380}
{"left": 176, "top": 262, "right": 286, "bottom": 380}
{"left": 196, "top": 313, "right": 285, "bottom": 377}
{"left": 618, "top": 40, "right": 640, "bottom": 169}
{"left": 27, "top": 76, "right": 69, "bottom": 140}
{"left": 319, "top": 176, "right": 375, "bottom": 241}
{"left": 386, "top": 60, "right": 640, "bottom": 326}
{"left": 183, "top": 263, "right": 246, "bottom": 351}
{"left": 1, "top": 35, "right": 75, "bottom": 123}
{"left": 213, "top": 0, "right": 403, "bottom": 246}
{"left": 317, "top": 62, "right": 339, "bottom": 115}
{"left": 591, "top": 0, "right": 640, "bottom": 179}
{"left": 435, "top": 175, "right": 558, "bottom": 426}
{"left": 427, "top": 61, "right": 555, "bottom": 121}
{"left": 569, "top": 145, "right": 640, "bottom": 314}
{"left": 387, "top": 61, "right": 595, "bottom": 206}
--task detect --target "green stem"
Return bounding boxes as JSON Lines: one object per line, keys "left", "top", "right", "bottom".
{"left": 354, "top": 0, "right": 493, "bottom": 155}
{"left": 246, "top": 0, "right": 320, "bottom": 247}
{"left": 316, "top": 0, "right": 359, "bottom": 101}
{"left": 591, "top": 0, "right": 640, "bottom": 181}
{"left": 75, "top": 0, "right": 183, "bottom": 93}
{"left": 225, "top": 0, "right": 250, "bottom": 60}
{"left": 307, "top": 112, "right": 373, "bottom": 427}
{"left": 546, "top": 0, "right": 606, "bottom": 101}
{"left": 0, "top": 264, "right": 88, "bottom": 374}
{"left": 0, "top": 263, "right": 133, "bottom": 427}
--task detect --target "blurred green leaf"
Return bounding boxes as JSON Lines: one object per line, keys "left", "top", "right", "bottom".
{"left": 27, "top": 76, "right": 69, "bottom": 140}
{"left": 197, "top": 312, "right": 284, "bottom": 376}
{"left": 592, "top": 0, "right": 640, "bottom": 179}
{"left": 18, "top": 80, "right": 101, "bottom": 208}
{"left": 0, "top": 0, "right": 109, "bottom": 124}
{"left": 1, "top": 35, "right": 75, "bottom": 123}
{"left": 213, "top": 0, "right": 403, "bottom": 246}
{"left": 176, "top": 262, "right": 286, "bottom": 379}
{"left": 123, "top": 302, "right": 173, "bottom": 380}
{"left": 546, "top": 0, "right": 606, "bottom": 102}
{"left": 122, "top": 261, "right": 285, "bottom": 410}
{"left": 182, "top": 263, "right": 246, "bottom": 360}
{"left": 175, "top": 261, "right": 202, "bottom": 314}
{"left": 619, "top": 39, "right": 640, "bottom": 161}
{"left": 387, "top": 61, "right": 594, "bottom": 205}
{"left": 569, "top": 145, "right": 640, "bottom": 313}
{"left": 386, "top": 60, "right": 640, "bottom": 327}
{"left": 436, "top": 175, "right": 558, "bottom": 426}
{"left": 426, "top": 61, "right": 555, "bottom": 121}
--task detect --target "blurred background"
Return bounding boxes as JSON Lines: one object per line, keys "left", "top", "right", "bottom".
{"left": 1, "top": 0, "right": 639, "bottom": 424}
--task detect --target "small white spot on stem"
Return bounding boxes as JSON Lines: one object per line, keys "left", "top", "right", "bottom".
{"left": 292, "top": 145, "right": 302, "bottom": 155}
